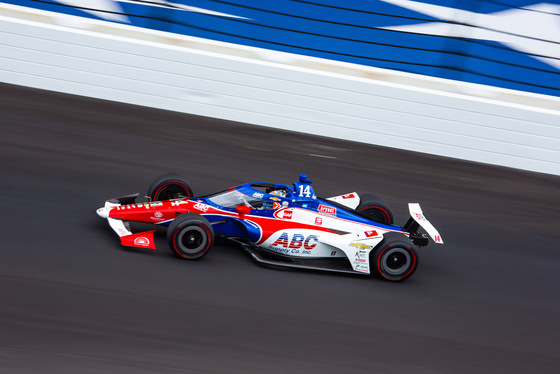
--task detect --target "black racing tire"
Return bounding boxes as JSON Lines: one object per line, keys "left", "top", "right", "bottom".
{"left": 147, "top": 173, "right": 193, "bottom": 201}
{"left": 167, "top": 213, "right": 214, "bottom": 260}
{"left": 356, "top": 194, "right": 394, "bottom": 225}
{"left": 371, "top": 232, "right": 418, "bottom": 281}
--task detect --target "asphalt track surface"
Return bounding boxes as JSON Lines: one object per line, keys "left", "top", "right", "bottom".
{"left": 1, "top": 83, "right": 559, "bottom": 374}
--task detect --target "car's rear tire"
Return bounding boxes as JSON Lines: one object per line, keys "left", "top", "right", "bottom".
{"left": 167, "top": 213, "right": 214, "bottom": 260}
{"left": 372, "top": 232, "right": 418, "bottom": 281}
{"left": 356, "top": 194, "right": 394, "bottom": 224}
{"left": 147, "top": 173, "right": 193, "bottom": 201}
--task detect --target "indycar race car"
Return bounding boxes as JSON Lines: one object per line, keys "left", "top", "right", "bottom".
{"left": 97, "top": 174, "right": 443, "bottom": 281}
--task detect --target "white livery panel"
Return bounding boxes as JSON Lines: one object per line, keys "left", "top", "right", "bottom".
{"left": 261, "top": 228, "right": 385, "bottom": 274}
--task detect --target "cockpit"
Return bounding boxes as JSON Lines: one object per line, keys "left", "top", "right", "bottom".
{"left": 207, "top": 184, "right": 290, "bottom": 210}
{"left": 206, "top": 175, "right": 315, "bottom": 211}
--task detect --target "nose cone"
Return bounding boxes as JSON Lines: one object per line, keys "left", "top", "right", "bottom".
{"left": 97, "top": 207, "right": 108, "bottom": 219}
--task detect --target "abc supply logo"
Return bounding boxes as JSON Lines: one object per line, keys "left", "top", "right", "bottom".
{"left": 193, "top": 203, "right": 210, "bottom": 212}
{"left": 269, "top": 232, "right": 319, "bottom": 255}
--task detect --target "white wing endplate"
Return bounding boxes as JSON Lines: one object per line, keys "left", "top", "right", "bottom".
{"left": 408, "top": 203, "right": 444, "bottom": 244}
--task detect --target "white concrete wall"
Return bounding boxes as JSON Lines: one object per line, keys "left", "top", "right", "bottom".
{"left": 1, "top": 6, "right": 559, "bottom": 176}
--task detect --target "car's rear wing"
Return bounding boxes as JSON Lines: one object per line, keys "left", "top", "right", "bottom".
{"left": 403, "top": 203, "right": 444, "bottom": 245}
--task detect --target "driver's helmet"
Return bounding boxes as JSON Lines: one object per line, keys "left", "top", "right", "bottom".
{"left": 270, "top": 189, "right": 286, "bottom": 197}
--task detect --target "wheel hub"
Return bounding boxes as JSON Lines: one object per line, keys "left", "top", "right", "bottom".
{"left": 382, "top": 248, "right": 411, "bottom": 275}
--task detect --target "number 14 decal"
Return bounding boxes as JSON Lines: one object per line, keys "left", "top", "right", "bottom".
{"left": 298, "top": 184, "right": 312, "bottom": 198}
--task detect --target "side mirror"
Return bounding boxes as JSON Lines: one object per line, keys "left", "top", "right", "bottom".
{"left": 236, "top": 205, "right": 251, "bottom": 219}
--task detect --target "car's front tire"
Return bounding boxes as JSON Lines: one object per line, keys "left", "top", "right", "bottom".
{"left": 167, "top": 213, "right": 214, "bottom": 260}
{"left": 147, "top": 173, "right": 193, "bottom": 201}
{"left": 372, "top": 233, "right": 418, "bottom": 281}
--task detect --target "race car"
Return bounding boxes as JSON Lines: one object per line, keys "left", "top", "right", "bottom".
{"left": 96, "top": 173, "right": 443, "bottom": 281}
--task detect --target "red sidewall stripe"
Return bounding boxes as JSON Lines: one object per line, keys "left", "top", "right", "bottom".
{"left": 376, "top": 243, "right": 416, "bottom": 280}
{"left": 362, "top": 205, "right": 391, "bottom": 223}
{"left": 172, "top": 222, "right": 212, "bottom": 259}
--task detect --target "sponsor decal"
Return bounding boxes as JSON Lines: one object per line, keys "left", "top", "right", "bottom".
{"left": 270, "top": 197, "right": 281, "bottom": 201}
{"left": 134, "top": 236, "right": 151, "bottom": 247}
{"left": 288, "top": 234, "right": 305, "bottom": 249}
{"left": 415, "top": 212, "right": 426, "bottom": 221}
{"left": 354, "top": 249, "right": 367, "bottom": 263}
{"left": 273, "top": 208, "right": 294, "bottom": 220}
{"left": 315, "top": 217, "right": 323, "bottom": 225}
{"left": 304, "top": 235, "right": 319, "bottom": 250}
{"left": 252, "top": 192, "right": 264, "bottom": 199}
{"left": 354, "top": 263, "right": 369, "bottom": 273}
{"left": 171, "top": 200, "right": 189, "bottom": 207}
{"left": 272, "top": 202, "right": 281, "bottom": 210}
{"left": 271, "top": 232, "right": 289, "bottom": 248}
{"left": 434, "top": 235, "right": 442, "bottom": 243}
{"left": 193, "top": 203, "right": 210, "bottom": 212}
{"left": 350, "top": 242, "right": 373, "bottom": 250}
{"left": 119, "top": 202, "right": 162, "bottom": 210}
{"left": 342, "top": 193, "right": 356, "bottom": 199}
{"left": 365, "top": 230, "right": 378, "bottom": 238}
{"left": 318, "top": 204, "right": 336, "bottom": 215}
{"left": 150, "top": 211, "right": 165, "bottom": 222}
{"left": 269, "top": 233, "right": 319, "bottom": 254}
